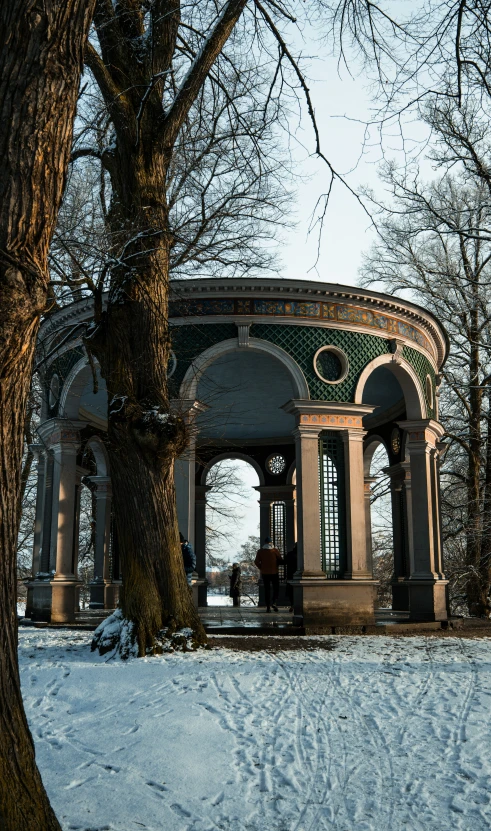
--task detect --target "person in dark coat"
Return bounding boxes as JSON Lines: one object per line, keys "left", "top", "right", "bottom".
{"left": 285, "top": 543, "right": 297, "bottom": 612}
{"left": 229, "top": 563, "right": 241, "bottom": 607}
{"left": 254, "top": 536, "right": 282, "bottom": 612}
{"left": 180, "top": 531, "right": 196, "bottom": 586}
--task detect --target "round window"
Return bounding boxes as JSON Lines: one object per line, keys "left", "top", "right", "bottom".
{"left": 167, "top": 351, "right": 177, "bottom": 379}
{"left": 49, "top": 374, "right": 60, "bottom": 409}
{"left": 313, "top": 346, "right": 349, "bottom": 384}
{"left": 266, "top": 454, "right": 286, "bottom": 475}
{"left": 426, "top": 374, "right": 433, "bottom": 408}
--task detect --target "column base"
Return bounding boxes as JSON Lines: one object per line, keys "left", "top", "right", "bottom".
{"left": 197, "top": 580, "right": 209, "bottom": 607}
{"left": 50, "top": 578, "right": 80, "bottom": 623}
{"left": 292, "top": 579, "right": 378, "bottom": 628}
{"left": 104, "top": 581, "right": 121, "bottom": 610}
{"left": 89, "top": 579, "right": 105, "bottom": 609}
{"left": 26, "top": 577, "right": 53, "bottom": 622}
{"left": 392, "top": 579, "right": 449, "bottom": 621}
{"left": 192, "top": 577, "right": 207, "bottom": 609}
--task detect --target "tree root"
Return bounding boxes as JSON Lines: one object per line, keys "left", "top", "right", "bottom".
{"left": 91, "top": 609, "right": 208, "bottom": 659}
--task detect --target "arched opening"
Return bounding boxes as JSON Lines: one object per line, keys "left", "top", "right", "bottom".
{"left": 78, "top": 445, "right": 96, "bottom": 610}
{"left": 194, "top": 348, "right": 297, "bottom": 441}
{"left": 364, "top": 440, "right": 393, "bottom": 610}
{"left": 60, "top": 357, "right": 108, "bottom": 428}
{"left": 204, "top": 457, "right": 260, "bottom": 607}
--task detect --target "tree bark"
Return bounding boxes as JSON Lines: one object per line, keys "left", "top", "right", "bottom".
{"left": 89, "top": 225, "right": 205, "bottom": 651}
{"left": 0, "top": 2, "right": 95, "bottom": 828}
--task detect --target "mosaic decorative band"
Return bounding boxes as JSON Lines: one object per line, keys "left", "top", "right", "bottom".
{"left": 169, "top": 297, "right": 432, "bottom": 353}
{"left": 300, "top": 414, "right": 363, "bottom": 428}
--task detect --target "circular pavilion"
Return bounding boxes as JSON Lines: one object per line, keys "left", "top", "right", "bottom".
{"left": 27, "top": 278, "right": 449, "bottom": 628}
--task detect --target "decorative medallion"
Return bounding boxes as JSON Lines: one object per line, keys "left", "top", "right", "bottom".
{"left": 391, "top": 428, "right": 401, "bottom": 455}
{"left": 266, "top": 454, "right": 286, "bottom": 475}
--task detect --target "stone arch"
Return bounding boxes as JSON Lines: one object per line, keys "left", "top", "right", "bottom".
{"left": 179, "top": 337, "right": 310, "bottom": 401}
{"left": 354, "top": 354, "right": 426, "bottom": 419}
{"left": 201, "top": 451, "right": 265, "bottom": 487}
{"left": 59, "top": 356, "right": 92, "bottom": 418}
{"left": 84, "top": 436, "right": 109, "bottom": 476}
{"left": 59, "top": 355, "right": 107, "bottom": 428}
{"left": 363, "top": 434, "right": 389, "bottom": 476}
{"left": 286, "top": 459, "right": 296, "bottom": 486}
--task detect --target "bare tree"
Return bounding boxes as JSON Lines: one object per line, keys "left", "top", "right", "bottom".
{"left": 361, "top": 168, "right": 491, "bottom": 614}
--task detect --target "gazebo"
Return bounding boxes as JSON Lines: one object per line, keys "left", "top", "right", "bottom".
{"left": 27, "top": 278, "right": 449, "bottom": 628}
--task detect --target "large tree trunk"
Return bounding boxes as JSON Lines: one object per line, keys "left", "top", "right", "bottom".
{"left": 89, "top": 189, "right": 206, "bottom": 651}
{"left": 0, "top": 2, "right": 95, "bottom": 828}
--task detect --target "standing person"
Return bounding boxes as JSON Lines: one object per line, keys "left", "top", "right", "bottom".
{"left": 180, "top": 532, "right": 196, "bottom": 587}
{"left": 254, "top": 536, "right": 282, "bottom": 612}
{"left": 285, "top": 543, "right": 297, "bottom": 612}
{"left": 229, "top": 563, "right": 242, "bottom": 607}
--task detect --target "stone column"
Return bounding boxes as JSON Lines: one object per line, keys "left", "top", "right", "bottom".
{"left": 253, "top": 485, "right": 296, "bottom": 551}
{"left": 25, "top": 445, "right": 47, "bottom": 618}
{"left": 38, "top": 419, "right": 85, "bottom": 623}
{"left": 342, "top": 430, "right": 372, "bottom": 578}
{"left": 292, "top": 425, "right": 325, "bottom": 578}
{"left": 87, "top": 475, "right": 112, "bottom": 609}
{"left": 285, "top": 494, "right": 296, "bottom": 553}
{"left": 282, "top": 401, "right": 377, "bottom": 628}
{"left": 397, "top": 419, "right": 448, "bottom": 620}
{"left": 105, "top": 514, "right": 122, "bottom": 609}
{"left": 195, "top": 484, "right": 211, "bottom": 606}
{"left": 173, "top": 399, "right": 208, "bottom": 548}
{"left": 363, "top": 476, "right": 377, "bottom": 579}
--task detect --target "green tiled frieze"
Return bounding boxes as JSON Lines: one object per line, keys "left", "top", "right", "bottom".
{"left": 169, "top": 296, "right": 433, "bottom": 353}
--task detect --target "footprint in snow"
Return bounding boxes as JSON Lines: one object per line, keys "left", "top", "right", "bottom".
{"left": 146, "top": 780, "right": 168, "bottom": 796}
{"left": 170, "top": 804, "right": 192, "bottom": 818}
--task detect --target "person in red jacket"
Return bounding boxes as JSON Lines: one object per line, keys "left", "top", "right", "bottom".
{"left": 254, "top": 536, "right": 282, "bottom": 612}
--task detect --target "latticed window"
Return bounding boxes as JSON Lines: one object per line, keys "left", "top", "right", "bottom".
{"left": 270, "top": 501, "right": 287, "bottom": 582}
{"left": 319, "top": 432, "right": 347, "bottom": 577}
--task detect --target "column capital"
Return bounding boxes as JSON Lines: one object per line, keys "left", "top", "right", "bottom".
{"left": 195, "top": 484, "right": 212, "bottom": 504}
{"left": 254, "top": 484, "right": 295, "bottom": 502}
{"left": 28, "top": 443, "right": 45, "bottom": 459}
{"left": 86, "top": 475, "right": 112, "bottom": 497}
{"left": 283, "top": 399, "right": 375, "bottom": 431}
{"left": 37, "top": 418, "right": 86, "bottom": 450}
{"left": 397, "top": 419, "right": 445, "bottom": 447}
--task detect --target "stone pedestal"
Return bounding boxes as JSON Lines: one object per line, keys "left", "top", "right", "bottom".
{"left": 104, "top": 580, "right": 121, "bottom": 610}
{"left": 293, "top": 579, "right": 378, "bottom": 628}
{"left": 87, "top": 475, "right": 112, "bottom": 609}
{"left": 26, "top": 576, "right": 52, "bottom": 622}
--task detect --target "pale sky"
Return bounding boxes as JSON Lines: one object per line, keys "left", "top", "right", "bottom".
{"left": 206, "top": 39, "right": 431, "bottom": 559}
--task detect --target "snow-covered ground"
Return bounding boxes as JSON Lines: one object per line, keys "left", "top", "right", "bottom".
{"left": 19, "top": 629, "right": 491, "bottom": 831}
